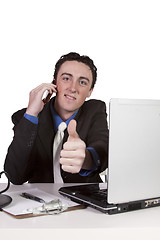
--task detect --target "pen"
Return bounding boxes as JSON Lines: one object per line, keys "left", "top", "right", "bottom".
{"left": 20, "top": 192, "right": 45, "bottom": 203}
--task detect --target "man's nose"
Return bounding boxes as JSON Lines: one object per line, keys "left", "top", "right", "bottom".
{"left": 69, "top": 80, "right": 77, "bottom": 92}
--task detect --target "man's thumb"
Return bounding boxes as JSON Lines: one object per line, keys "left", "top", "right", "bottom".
{"left": 68, "top": 119, "right": 79, "bottom": 140}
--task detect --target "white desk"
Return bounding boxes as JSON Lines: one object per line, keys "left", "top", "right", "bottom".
{"left": 0, "top": 183, "right": 160, "bottom": 239}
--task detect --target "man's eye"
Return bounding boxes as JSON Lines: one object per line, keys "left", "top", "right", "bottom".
{"left": 80, "top": 80, "right": 87, "bottom": 86}
{"left": 63, "top": 77, "right": 70, "bottom": 81}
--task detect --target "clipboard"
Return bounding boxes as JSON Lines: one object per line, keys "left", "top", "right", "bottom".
{"left": 2, "top": 205, "right": 86, "bottom": 219}
{"left": 2, "top": 188, "right": 86, "bottom": 219}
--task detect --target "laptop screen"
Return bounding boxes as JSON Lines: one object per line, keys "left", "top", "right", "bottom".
{"left": 108, "top": 98, "right": 160, "bottom": 204}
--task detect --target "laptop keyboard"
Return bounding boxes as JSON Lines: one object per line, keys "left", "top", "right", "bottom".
{"left": 91, "top": 189, "right": 107, "bottom": 203}
{"left": 59, "top": 184, "right": 109, "bottom": 209}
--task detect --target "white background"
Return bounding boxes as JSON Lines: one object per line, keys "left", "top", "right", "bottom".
{"left": 0, "top": 0, "right": 160, "bottom": 176}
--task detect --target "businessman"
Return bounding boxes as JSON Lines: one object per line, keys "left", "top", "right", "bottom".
{"left": 4, "top": 52, "right": 109, "bottom": 184}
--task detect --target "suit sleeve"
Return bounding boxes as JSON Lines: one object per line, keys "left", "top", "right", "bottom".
{"left": 87, "top": 102, "right": 109, "bottom": 173}
{"left": 4, "top": 109, "right": 38, "bottom": 184}
{"left": 76, "top": 100, "right": 109, "bottom": 174}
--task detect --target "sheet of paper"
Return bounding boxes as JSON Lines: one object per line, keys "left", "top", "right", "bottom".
{"left": 3, "top": 188, "right": 78, "bottom": 216}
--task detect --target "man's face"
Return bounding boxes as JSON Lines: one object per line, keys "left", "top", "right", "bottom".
{"left": 54, "top": 60, "right": 93, "bottom": 120}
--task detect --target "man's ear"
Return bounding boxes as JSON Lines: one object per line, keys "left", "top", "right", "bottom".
{"left": 87, "top": 88, "right": 94, "bottom": 98}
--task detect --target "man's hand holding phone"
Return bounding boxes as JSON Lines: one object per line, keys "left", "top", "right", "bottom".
{"left": 26, "top": 83, "right": 57, "bottom": 117}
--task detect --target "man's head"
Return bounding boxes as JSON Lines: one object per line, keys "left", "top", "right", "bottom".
{"left": 53, "top": 52, "right": 97, "bottom": 120}
{"left": 53, "top": 52, "right": 97, "bottom": 89}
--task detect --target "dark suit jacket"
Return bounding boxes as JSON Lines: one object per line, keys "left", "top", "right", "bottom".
{"left": 4, "top": 98, "right": 109, "bottom": 184}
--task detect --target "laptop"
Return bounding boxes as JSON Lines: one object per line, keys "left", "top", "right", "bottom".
{"left": 59, "top": 98, "right": 160, "bottom": 214}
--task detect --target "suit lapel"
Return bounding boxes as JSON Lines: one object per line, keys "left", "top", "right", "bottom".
{"left": 38, "top": 102, "right": 55, "bottom": 161}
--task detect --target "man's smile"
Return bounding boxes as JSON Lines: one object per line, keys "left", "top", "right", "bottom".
{"left": 64, "top": 94, "right": 76, "bottom": 101}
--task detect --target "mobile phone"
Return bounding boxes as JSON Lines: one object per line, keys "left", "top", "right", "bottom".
{"left": 42, "top": 80, "right": 57, "bottom": 104}
{"left": 42, "top": 90, "right": 53, "bottom": 104}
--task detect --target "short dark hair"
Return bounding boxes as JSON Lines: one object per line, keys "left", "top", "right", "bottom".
{"left": 53, "top": 52, "right": 97, "bottom": 89}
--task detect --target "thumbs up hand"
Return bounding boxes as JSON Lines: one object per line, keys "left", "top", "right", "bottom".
{"left": 60, "top": 119, "right": 86, "bottom": 174}
{"left": 67, "top": 119, "right": 80, "bottom": 141}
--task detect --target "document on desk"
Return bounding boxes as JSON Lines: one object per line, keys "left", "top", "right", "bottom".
{"left": 2, "top": 188, "right": 83, "bottom": 218}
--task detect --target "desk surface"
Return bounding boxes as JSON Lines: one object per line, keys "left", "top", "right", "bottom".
{"left": 1, "top": 183, "right": 160, "bottom": 239}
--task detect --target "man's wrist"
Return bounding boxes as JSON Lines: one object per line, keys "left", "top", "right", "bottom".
{"left": 24, "top": 113, "right": 39, "bottom": 124}
{"left": 82, "top": 149, "right": 94, "bottom": 170}
{"left": 26, "top": 109, "right": 39, "bottom": 117}
{"left": 79, "top": 147, "right": 100, "bottom": 176}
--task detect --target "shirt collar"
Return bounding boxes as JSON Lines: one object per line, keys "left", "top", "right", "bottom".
{"left": 50, "top": 97, "right": 78, "bottom": 132}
